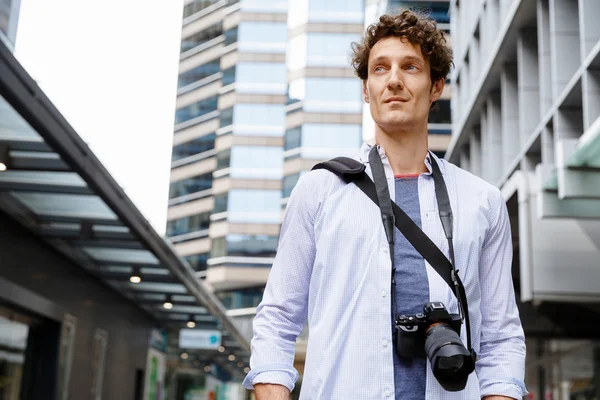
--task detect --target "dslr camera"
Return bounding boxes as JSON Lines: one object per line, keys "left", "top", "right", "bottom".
{"left": 395, "top": 301, "right": 475, "bottom": 391}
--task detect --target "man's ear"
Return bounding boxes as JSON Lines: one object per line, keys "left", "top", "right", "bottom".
{"left": 363, "top": 80, "right": 370, "bottom": 103}
{"left": 430, "top": 78, "right": 445, "bottom": 103}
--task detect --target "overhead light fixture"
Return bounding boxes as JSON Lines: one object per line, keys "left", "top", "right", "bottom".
{"left": 181, "top": 353, "right": 188, "bottom": 360}
{"left": 204, "top": 366, "right": 211, "bottom": 372}
{"left": 228, "top": 354, "right": 236, "bottom": 361}
{"left": 237, "top": 361, "right": 243, "bottom": 368}
{"left": 244, "top": 367, "right": 250, "bottom": 374}
{"left": 217, "top": 346, "right": 225, "bottom": 353}
{"left": 0, "top": 144, "right": 9, "bottom": 172}
{"left": 129, "top": 267, "right": 142, "bottom": 284}
{"left": 186, "top": 315, "right": 196, "bottom": 328}
{"left": 163, "top": 295, "right": 173, "bottom": 310}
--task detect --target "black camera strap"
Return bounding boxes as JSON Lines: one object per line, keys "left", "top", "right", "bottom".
{"left": 313, "top": 147, "right": 474, "bottom": 359}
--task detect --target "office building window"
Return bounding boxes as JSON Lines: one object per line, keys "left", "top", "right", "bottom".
{"left": 230, "top": 146, "right": 282, "bottom": 170}
{"left": 183, "top": 0, "right": 222, "bottom": 18}
{"left": 166, "top": 211, "right": 211, "bottom": 237}
{"left": 233, "top": 104, "right": 285, "bottom": 127}
{"left": 302, "top": 123, "right": 362, "bottom": 149}
{"left": 184, "top": 253, "right": 209, "bottom": 271}
{"left": 288, "top": 78, "right": 362, "bottom": 113}
{"left": 216, "top": 149, "right": 231, "bottom": 170}
{"left": 236, "top": 22, "right": 288, "bottom": 53}
{"left": 429, "top": 99, "right": 451, "bottom": 124}
{"left": 178, "top": 61, "right": 220, "bottom": 88}
{"left": 240, "top": 0, "right": 287, "bottom": 13}
{"left": 172, "top": 133, "right": 215, "bottom": 162}
{"left": 210, "top": 234, "right": 278, "bottom": 258}
{"left": 288, "top": 33, "right": 361, "bottom": 70}
{"left": 222, "top": 66, "right": 235, "bottom": 86}
{"left": 389, "top": 1, "right": 449, "bottom": 23}
{"left": 224, "top": 26, "right": 238, "bottom": 46}
{"left": 284, "top": 127, "right": 301, "bottom": 151}
{"left": 236, "top": 62, "right": 286, "bottom": 85}
{"left": 216, "top": 287, "right": 265, "bottom": 309}
{"left": 213, "top": 193, "right": 228, "bottom": 214}
{"left": 283, "top": 173, "right": 300, "bottom": 198}
{"left": 169, "top": 172, "right": 213, "bottom": 199}
{"left": 175, "top": 96, "right": 218, "bottom": 124}
{"left": 180, "top": 23, "right": 222, "bottom": 52}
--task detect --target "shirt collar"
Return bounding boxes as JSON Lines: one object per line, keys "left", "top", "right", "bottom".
{"left": 358, "top": 142, "right": 445, "bottom": 176}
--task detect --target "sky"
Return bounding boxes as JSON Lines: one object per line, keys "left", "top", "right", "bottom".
{"left": 14, "top": 0, "right": 185, "bottom": 235}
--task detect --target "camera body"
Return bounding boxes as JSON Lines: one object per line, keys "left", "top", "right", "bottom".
{"left": 395, "top": 301, "right": 461, "bottom": 358}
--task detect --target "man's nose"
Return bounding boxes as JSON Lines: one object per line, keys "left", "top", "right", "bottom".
{"left": 387, "top": 69, "right": 404, "bottom": 90}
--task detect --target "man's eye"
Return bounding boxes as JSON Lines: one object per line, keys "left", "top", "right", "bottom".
{"left": 374, "top": 66, "right": 385, "bottom": 72}
{"left": 407, "top": 65, "right": 418, "bottom": 70}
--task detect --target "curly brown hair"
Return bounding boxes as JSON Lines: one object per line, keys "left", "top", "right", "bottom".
{"left": 351, "top": 9, "right": 453, "bottom": 83}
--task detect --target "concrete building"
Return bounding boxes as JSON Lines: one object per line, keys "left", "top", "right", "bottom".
{"left": 445, "top": 0, "right": 600, "bottom": 397}
{"left": 363, "top": 0, "right": 453, "bottom": 157}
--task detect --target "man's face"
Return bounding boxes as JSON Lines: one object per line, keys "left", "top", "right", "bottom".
{"left": 363, "top": 36, "right": 444, "bottom": 132}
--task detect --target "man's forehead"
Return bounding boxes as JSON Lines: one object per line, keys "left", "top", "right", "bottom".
{"left": 369, "top": 37, "right": 424, "bottom": 62}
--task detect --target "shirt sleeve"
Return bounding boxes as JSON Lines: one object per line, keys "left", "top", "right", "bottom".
{"left": 242, "top": 172, "right": 320, "bottom": 392}
{"left": 476, "top": 189, "right": 528, "bottom": 400}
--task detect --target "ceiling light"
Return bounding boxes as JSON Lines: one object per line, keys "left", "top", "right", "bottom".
{"left": 244, "top": 367, "right": 250, "bottom": 373}
{"left": 129, "top": 266, "right": 142, "bottom": 283}
{"left": 204, "top": 366, "right": 211, "bottom": 372}
{"left": 186, "top": 315, "right": 196, "bottom": 328}
{"left": 218, "top": 346, "right": 225, "bottom": 353}
{"left": 163, "top": 295, "right": 173, "bottom": 310}
{"left": 181, "top": 353, "right": 188, "bottom": 360}
{"left": 0, "top": 163, "right": 6, "bottom": 172}
{"left": 228, "top": 354, "right": 236, "bottom": 361}
{"left": 237, "top": 361, "right": 243, "bottom": 368}
{"left": 0, "top": 145, "right": 9, "bottom": 172}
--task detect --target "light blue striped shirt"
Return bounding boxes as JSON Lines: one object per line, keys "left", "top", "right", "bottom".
{"left": 243, "top": 143, "right": 528, "bottom": 399}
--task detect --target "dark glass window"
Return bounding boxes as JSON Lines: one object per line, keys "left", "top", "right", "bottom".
{"left": 216, "top": 149, "right": 231, "bottom": 170}
{"left": 185, "top": 253, "right": 209, "bottom": 271}
{"left": 183, "top": 0, "right": 221, "bottom": 18}
{"left": 210, "top": 234, "right": 279, "bottom": 258}
{"left": 216, "top": 287, "right": 265, "bottom": 309}
{"left": 175, "top": 96, "right": 218, "bottom": 124}
{"left": 213, "top": 193, "right": 228, "bottom": 214}
{"left": 222, "top": 66, "right": 236, "bottom": 86}
{"left": 180, "top": 23, "right": 222, "bottom": 52}
{"left": 178, "top": 61, "right": 220, "bottom": 88}
{"left": 390, "top": 1, "right": 449, "bottom": 23}
{"left": 166, "top": 211, "right": 211, "bottom": 237}
{"left": 219, "top": 107, "right": 233, "bottom": 128}
{"left": 429, "top": 99, "right": 451, "bottom": 124}
{"left": 169, "top": 172, "right": 213, "bottom": 199}
{"left": 282, "top": 173, "right": 300, "bottom": 199}
{"left": 284, "top": 127, "right": 301, "bottom": 151}
{"left": 224, "top": 27, "right": 238, "bottom": 46}
{"left": 172, "top": 133, "right": 215, "bottom": 162}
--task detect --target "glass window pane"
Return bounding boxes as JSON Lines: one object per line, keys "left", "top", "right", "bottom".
{"left": 0, "top": 315, "right": 29, "bottom": 398}
{"left": 233, "top": 104, "right": 285, "bottom": 129}
{"left": 184, "top": 253, "right": 209, "bottom": 271}
{"left": 213, "top": 193, "right": 228, "bottom": 214}
{"left": 240, "top": 0, "right": 287, "bottom": 13}
{"left": 289, "top": 78, "right": 362, "bottom": 113}
{"left": 166, "top": 211, "right": 211, "bottom": 237}
{"left": 229, "top": 146, "right": 282, "bottom": 179}
{"left": 169, "top": 172, "right": 212, "bottom": 198}
{"left": 284, "top": 127, "right": 301, "bottom": 151}
{"left": 178, "top": 61, "right": 220, "bottom": 88}
{"left": 183, "top": 0, "right": 222, "bottom": 18}
{"left": 429, "top": 99, "right": 451, "bottom": 124}
{"left": 235, "top": 62, "right": 287, "bottom": 94}
{"left": 227, "top": 189, "right": 281, "bottom": 223}
{"left": 301, "top": 123, "right": 362, "bottom": 149}
{"left": 307, "top": 0, "right": 364, "bottom": 23}
{"left": 181, "top": 23, "right": 222, "bottom": 52}
{"left": 172, "top": 133, "right": 215, "bottom": 162}
{"left": 283, "top": 173, "right": 300, "bottom": 198}
{"left": 175, "top": 96, "right": 218, "bottom": 124}
{"left": 237, "top": 22, "right": 288, "bottom": 53}
{"left": 305, "top": 33, "right": 361, "bottom": 68}
{"left": 216, "top": 287, "right": 265, "bottom": 309}
{"left": 390, "top": 1, "right": 449, "bottom": 23}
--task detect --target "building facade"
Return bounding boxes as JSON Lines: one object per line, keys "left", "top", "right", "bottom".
{"left": 363, "top": 0, "right": 453, "bottom": 157}
{"left": 0, "top": 0, "right": 20, "bottom": 49}
{"left": 446, "top": 0, "right": 600, "bottom": 398}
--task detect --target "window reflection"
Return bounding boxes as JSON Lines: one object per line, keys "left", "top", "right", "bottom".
{"left": 389, "top": 1, "right": 450, "bottom": 23}
{"left": 216, "top": 287, "right": 265, "bottom": 309}
{"left": 183, "top": 0, "right": 222, "bottom": 18}
{"left": 184, "top": 253, "right": 209, "bottom": 271}
{"left": 240, "top": 0, "right": 287, "bottom": 13}
{"left": 210, "top": 234, "right": 278, "bottom": 258}
{"left": 307, "top": 0, "right": 363, "bottom": 23}
{"left": 230, "top": 146, "right": 283, "bottom": 170}
{"left": 166, "top": 211, "right": 211, "bottom": 237}
{"left": 213, "top": 193, "right": 228, "bottom": 214}
{"left": 283, "top": 173, "right": 300, "bottom": 198}
{"left": 288, "top": 78, "right": 362, "bottom": 113}
{"left": 0, "top": 315, "right": 29, "bottom": 400}
{"left": 288, "top": 33, "right": 361, "bottom": 70}
{"left": 227, "top": 189, "right": 281, "bottom": 214}
{"left": 169, "top": 172, "right": 213, "bottom": 198}
{"left": 216, "top": 149, "right": 231, "bottom": 170}
{"left": 227, "top": 104, "right": 286, "bottom": 127}
{"left": 175, "top": 96, "right": 218, "bottom": 124}
{"left": 180, "top": 23, "right": 222, "bottom": 52}
{"left": 302, "top": 124, "right": 362, "bottom": 149}
{"left": 178, "top": 62, "right": 220, "bottom": 88}
{"left": 172, "top": 133, "right": 215, "bottom": 162}
{"left": 237, "top": 22, "right": 288, "bottom": 53}
{"left": 284, "top": 127, "right": 301, "bottom": 151}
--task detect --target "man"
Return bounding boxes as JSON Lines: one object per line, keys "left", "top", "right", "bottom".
{"left": 242, "top": 9, "right": 527, "bottom": 400}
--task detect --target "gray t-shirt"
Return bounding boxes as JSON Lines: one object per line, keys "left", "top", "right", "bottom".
{"left": 392, "top": 175, "right": 429, "bottom": 400}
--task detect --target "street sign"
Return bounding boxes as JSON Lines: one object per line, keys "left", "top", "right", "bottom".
{"left": 179, "top": 329, "right": 222, "bottom": 350}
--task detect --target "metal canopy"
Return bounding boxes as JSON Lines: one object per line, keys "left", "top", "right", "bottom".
{"left": 0, "top": 41, "right": 249, "bottom": 378}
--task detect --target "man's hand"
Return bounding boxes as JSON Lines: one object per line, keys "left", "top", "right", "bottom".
{"left": 254, "top": 383, "right": 291, "bottom": 400}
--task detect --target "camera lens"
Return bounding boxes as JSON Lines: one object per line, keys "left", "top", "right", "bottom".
{"left": 424, "top": 323, "right": 474, "bottom": 392}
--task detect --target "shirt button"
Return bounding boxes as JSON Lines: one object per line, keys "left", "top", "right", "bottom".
{"left": 382, "top": 339, "right": 388, "bottom": 347}
{"left": 384, "top": 388, "right": 391, "bottom": 397}
{"left": 380, "top": 290, "right": 386, "bottom": 297}
{"left": 382, "top": 247, "right": 388, "bottom": 254}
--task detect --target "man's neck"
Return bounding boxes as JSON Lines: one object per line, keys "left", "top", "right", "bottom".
{"left": 375, "top": 125, "right": 429, "bottom": 176}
